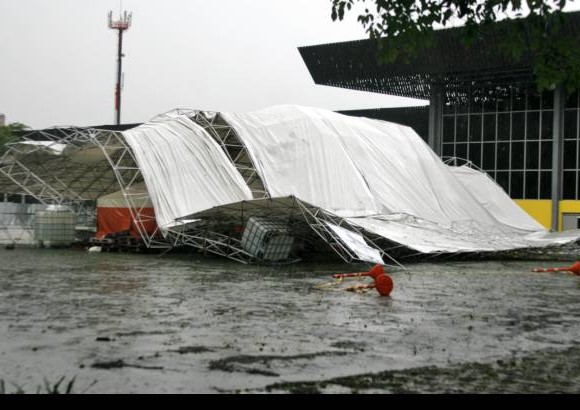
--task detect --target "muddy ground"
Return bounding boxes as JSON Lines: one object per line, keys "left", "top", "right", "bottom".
{"left": 0, "top": 248, "right": 579, "bottom": 393}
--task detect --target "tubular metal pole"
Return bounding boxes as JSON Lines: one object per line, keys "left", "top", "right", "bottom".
{"left": 115, "top": 28, "right": 124, "bottom": 125}
{"left": 551, "top": 85, "right": 565, "bottom": 232}
{"left": 428, "top": 83, "right": 444, "bottom": 156}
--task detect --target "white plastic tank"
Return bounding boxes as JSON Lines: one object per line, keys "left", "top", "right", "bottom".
{"left": 34, "top": 207, "right": 76, "bottom": 248}
{"left": 241, "top": 216, "right": 294, "bottom": 261}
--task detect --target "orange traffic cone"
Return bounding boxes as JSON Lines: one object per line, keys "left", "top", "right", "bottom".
{"left": 333, "top": 264, "right": 393, "bottom": 297}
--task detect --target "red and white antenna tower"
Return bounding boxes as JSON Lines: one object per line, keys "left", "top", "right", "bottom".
{"left": 108, "top": 7, "right": 132, "bottom": 125}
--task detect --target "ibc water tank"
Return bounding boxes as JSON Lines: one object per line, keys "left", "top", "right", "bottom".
{"left": 34, "top": 210, "right": 76, "bottom": 248}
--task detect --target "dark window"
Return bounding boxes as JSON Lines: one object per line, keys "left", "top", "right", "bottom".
{"left": 471, "top": 94, "right": 483, "bottom": 114}
{"left": 23, "top": 196, "right": 40, "bottom": 204}
{"left": 483, "top": 114, "right": 496, "bottom": 141}
{"left": 442, "top": 143, "right": 454, "bottom": 158}
{"left": 542, "top": 90, "right": 554, "bottom": 110}
{"left": 526, "top": 141, "right": 539, "bottom": 169}
{"left": 564, "top": 140, "right": 578, "bottom": 169}
{"left": 540, "top": 171, "right": 552, "bottom": 199}
{"left": 528, "top": 90, "right": 541, "bottom": 110}
{"left": 497, "top": 113, "right": 511, "bottom": 141}
{"left": 496, "top": 171, "right": 510, "bottom": 194}
{"left": 566, "top": 90, "right": 579, "bottom": 109}
{"left": 497, "top": 142, "right": 510, "bottom": 170}
{"left": 540, "top": 142, "right": 553, "bottom": 169}
{"left": 578, "top": 173, "right": 580, "bottom": 202}
{"left": 541, "top": 110, "right": 553, "bottom": 140}
{"left": 7, "top": 194, "right": 22, "bottom": 203}
{"left": 456, "top": 116, "right": 468, "bottom": 142}
{"left": 468, "top": 143, "right": 482, "bottom": 167}
{"left": 513, "top": 91, "right": 526, "bottom": 111}
{"left": 511, "top": 142, "right": 524, "bottom": 169}
{"left": 456, "top": 143, "right": 468, "bottom": 160}
{"left": 564, "top": 110, "right": 577, "bottom": 140}
{"left": 469, "top": 114, "right": 482, "bottom": 141}
{"left": 527, "top": 111, "right": 540, "bottom": 140}
{"left": 525, "top": 171, "right": 539, "bottom": 199}
{"left": 443, "top": 116, "right": 455, "bottom": 143}
{"left": 483, "top": 93, "right": 497, "bottom": 113}
{"left": 443, "top": 103, "right": 455, "bottom": 115}
{"left": 563, "top": 171, "right": 577, "bottom": 200}
{"left": 511, "top": 171, "right": 524, "bottom": 198}
{"left": 497, "top": 93, "right": 511, "bottom": 111}
{"left": 456, "top": 103, "right": 469, "bottom": 115}
{"left": 482, "top": 143, "right": 495, "bottom": 170}
{"left": 512, "top": 112, "right": 526, "bottom": 140}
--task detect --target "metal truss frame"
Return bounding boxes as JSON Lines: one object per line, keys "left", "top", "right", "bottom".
{"left": 165, "top": 196, "right": 404, "bottom": 268}
{"left": 88, "top": 129, "right": 168, "bottom": 248}
{"left": 442, "top": 156, "right": 485, "bottom": 172}
{"left": 189, "top": 111, "right": 269, "bottom": 199}
{"left": 165, "top": 224, "right": 256, "bottom": 264}
{"left": 0, "top": 115, "right": 478, "bottom": 267}
{"left": 149, "top": 108, "right": 269, "bottom": 199}
{"left": 2, "top": 111, "right": 572, "bottom": 265}
{"left": 0, "top": 127, "right": 169, "bottom": 249}
{"left": 0, "top": 156, "right": 77, "bottom": 206}
{"left": 147, "top": 111, "right": 405, "bottom": 267}
{"left": 293, "top": 200, "right": 404, "bottom": 269}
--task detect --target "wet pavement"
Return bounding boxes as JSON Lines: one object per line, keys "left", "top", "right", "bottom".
{"left": 0, "top": 247, "right": 580, "bottom": 393}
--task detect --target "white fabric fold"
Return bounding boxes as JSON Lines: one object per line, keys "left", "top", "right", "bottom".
{"left": 122, "top": 115, "right": 252, "bottom": 230}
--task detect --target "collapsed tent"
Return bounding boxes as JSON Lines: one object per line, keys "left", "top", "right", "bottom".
{"left": 217, "top": 106, "right": 579, "bottom": 253}
{"left": 1, "top": 105, "right": 579, "bottom": 265}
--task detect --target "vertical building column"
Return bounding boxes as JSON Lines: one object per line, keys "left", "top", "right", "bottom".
{"left": 428, "top": 84, "right": 444, "bottom": 156}
{"left": 551, "top": 85, "right": 565, "bottom": 231}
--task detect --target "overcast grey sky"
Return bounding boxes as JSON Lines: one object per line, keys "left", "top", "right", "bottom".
{"left": 0, "top": 0, "right": 427, "bottom": 129}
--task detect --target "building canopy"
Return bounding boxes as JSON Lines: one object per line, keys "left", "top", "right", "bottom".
{"left": 299, "top": 11, "right": 580, "bottom": 102}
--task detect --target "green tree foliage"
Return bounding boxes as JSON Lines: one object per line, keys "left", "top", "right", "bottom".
{"left": 331, "top": 0, "right": 579, "bottom": 91}
{"left": 0, "top": 122, "right": 28, "bottom": 154}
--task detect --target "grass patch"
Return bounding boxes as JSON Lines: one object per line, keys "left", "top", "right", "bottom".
{"left": 0, "top": 376, "right": 77, "bottom": 394}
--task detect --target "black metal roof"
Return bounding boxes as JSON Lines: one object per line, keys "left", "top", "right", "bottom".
{"left": 299, "top": 11, "right": 580, "bottom": 102}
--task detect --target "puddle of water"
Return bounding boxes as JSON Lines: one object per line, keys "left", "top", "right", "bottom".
{"left": 0, "top": 248, "right": 579, "bottom": 393}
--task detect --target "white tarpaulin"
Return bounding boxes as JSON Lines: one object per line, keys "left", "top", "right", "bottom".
{"left": 97, "top": 183, "right": 152, "bottom": 209}
{"left": 223, "top": 106, "right": 494, "bottom": 225}
{"left": 222, "top": 107, "right": 379, "bottom": 218}
{"left": 326, "top": 222, "right": 384, "bottom": 264}
{"left": 220, "top": 105, "right": 580, "bottom": 255}
{"left": 448, "top": 165, "right": 545, "bottom": 232}
{"left": 122, "top": 115, "right": 252, "bottom": 229}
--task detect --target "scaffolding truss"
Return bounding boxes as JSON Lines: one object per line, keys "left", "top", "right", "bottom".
{"left": 0, "top": 157, "right": 75, "bottom": 206}
{"left": 189, "top": 111, "right": 269, "bottom": 199}
{"left": 2, "top": 107, "right": 575, "bottom": 265}
{"left": 167, "top": 196, "right": 404, "bottom": 268}
{"left": 0, "top": 114, "right": 498, "bottom": 268}
{"left": 0, "top": 114, "right": 408, "bottom": 267}
{"left": 0, "top": 127, "right": 168, "bottom": 249}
